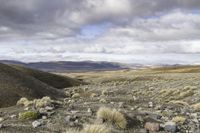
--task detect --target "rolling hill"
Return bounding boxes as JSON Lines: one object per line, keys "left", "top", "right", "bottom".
{"left": 12, "top": 65, "right": 84, "bottom": 89}
{"left": 0, "top": 63, "right": 83, "bottom": 108}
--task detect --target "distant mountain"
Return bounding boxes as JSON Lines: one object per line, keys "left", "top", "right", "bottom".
{"left": 0, "top": 60, "right": 129, "bottom": 72}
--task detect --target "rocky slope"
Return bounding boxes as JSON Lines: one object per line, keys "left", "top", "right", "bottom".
{"left": 0, "top": 67, "right": 200, "bottom": 132}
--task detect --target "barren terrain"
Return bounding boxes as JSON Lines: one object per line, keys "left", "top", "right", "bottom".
{"left": 1, "top": 66, "right": 200, "bottom": 132}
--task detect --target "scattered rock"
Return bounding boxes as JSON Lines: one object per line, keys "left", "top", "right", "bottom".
{"left": 32, "top": 120, "right": 42, "bottom": 128}
{"left": 144, "top": 122, "right": 160, "bottom": 132}
{"left": 64, "top": 116, "right": 71, "bottom": 123}
{"left": 164, "top": 121, "right": 177, "bottom": 133}
{"left": 10, "top": 115, "right": 17, "bottom": 119}
{"left": 45, "top": 106, "right": 54, "bottom": 111}
{"left": 24, "top": 107, "right": 29, "bottom": 111}
{"left": 42, "top": 116, "right": 47, "bottom": 120}
{"left": 119, "top": 102, "right": 125, "bottom": 108}
{"left": 148, "top": 102, "right": 154, "bottom": 108}
{"left": 0, "top": 124, "right": 3, "bottom": 129}
{"left": 0, "top": 117, "right": 4, "bottom": 122}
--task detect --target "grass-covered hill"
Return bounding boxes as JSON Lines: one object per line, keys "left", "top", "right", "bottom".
{"left": 0, "top": 63, "right": 82, "bottom": 108}
{"left": 12, "top": 65, "right": 84, "bottom": 89}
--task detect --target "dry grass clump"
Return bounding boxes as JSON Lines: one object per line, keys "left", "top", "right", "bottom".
{"left": 66, "top": 124, "right": 110, "bottom": 133}
{"left": 101, "top": 90, "right": 109, "bottom": 96}
{"left": 96, "top": 107, "right": 127, "bottom": 129}
{"left": 191, "top": 103, "right": 200, "bottom": 111}
{"left": 90, "top": 93, "right": 97, "bottom": 98}
{"left": 99, "top": 99, "right": 107, "bottom": 103}
{"left": 65, "top": 128, "right": 80, "bottom": 133}
{"left": 159, "top": 89, "right": 175, "bottom": 97}
{"left": 33, "top": 96, "right": 53, "bottom": 108}
{"left": 183, "top": 86, "right": 197, "bottom": 90}
{"left": 177, "top": 89, "right": 194, "bottom": 99}
{"left": 17, "top": 97, "right": 33, "bottom": 107}
{"left": 82, "top": 124, "right": 110, "bottom": 133}
{"left": 72, "top": 93, "right": 81, "bottom": 98}
{"left": 172, "top": 116, "right": 186, "bottom": 124}
{"left": 168, "top": 100, "right": 189, "bottom": 106}
{"left": 17, "top": 96, "right": 53, "bottom": 108}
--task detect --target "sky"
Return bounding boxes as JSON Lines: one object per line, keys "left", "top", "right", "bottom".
{"left": 0, "top": 0, "right": 200, "bottom": 65}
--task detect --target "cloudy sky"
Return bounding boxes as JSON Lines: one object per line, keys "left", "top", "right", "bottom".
{"left": 0, "top": 0, "right": 200, "bottom": 64}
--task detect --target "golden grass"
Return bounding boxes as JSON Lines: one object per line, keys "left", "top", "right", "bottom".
{"left": 82, "top": 124, "right": 110, "bottom": 133}
{"left": 33, "top": 96, "right": 52, "bottom": 108}
{"left": 96, "top": 107, "right": 127, "bottom": 129}
{"left": 168, "top": 100, "right": 189, "bottom": 106}
{"left": 191, "top": 103, "right": 200, "bottom": 111}
{"left": 17, "top": 97, "right": 33, "bottom": 107}
{"left": 65, "top": 128, "right": 80, "bottom": 133}
{"left": 72, "top": 93, "right": 81, "bottom": 98}
{"left": 172, "top": 116, "right": 186, "bottom": 124}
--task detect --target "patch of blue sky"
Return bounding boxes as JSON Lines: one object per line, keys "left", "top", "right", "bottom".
{"left": 78, "top": 22, "right": 111, "bottom": 39}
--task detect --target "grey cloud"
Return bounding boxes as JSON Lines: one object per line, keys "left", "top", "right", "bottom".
{"left": 0, "top": 0, "right": 200, "bottom": 64}
{"left": 0, "top": 0, "right": 200, "bottom": 38}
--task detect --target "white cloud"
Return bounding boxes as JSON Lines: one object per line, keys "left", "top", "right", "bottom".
{"left": 0, "top": 0, "right": 200, "bottom": 64}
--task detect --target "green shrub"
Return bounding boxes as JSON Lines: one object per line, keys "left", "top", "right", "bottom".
{"left": 18, "top": 111, "right": 39, "bottom": 120}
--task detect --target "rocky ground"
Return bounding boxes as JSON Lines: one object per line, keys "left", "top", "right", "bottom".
{"left": 1, "top": 68, "right": 200, "bottom": 133}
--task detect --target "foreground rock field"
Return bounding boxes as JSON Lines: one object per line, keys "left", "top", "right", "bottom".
{"left": 1, "top": 67, "right": 200, "bottom": 133}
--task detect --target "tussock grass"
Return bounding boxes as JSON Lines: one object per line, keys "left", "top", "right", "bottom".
{"left": 65, "top": 128, "right": 80, "bottom": 133}
{"left": 168, "top": 100, "right": 189, "bottom": 106}
{"left": 17, "top": 97, "right": 33, "bottom": 107}
{"left": 192, "top": 103, "right": 200, "bottom": 111}
{"left": 96, "top": 107, "right": 127, "bottom": 129}
{"left": 82, "top": 124, "right": 110, "bottom": 133}
{"left": 172, "top": 116, "right": 186, "bottom": 124}
{"left": 33, "top": 96, "right": 52, "bottom": 108}
{"left": 17, "top": 96, "right": 54, "bottom": 108}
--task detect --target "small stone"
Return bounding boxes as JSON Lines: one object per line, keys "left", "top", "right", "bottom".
{"left": 42, "top": 116, "right": 47, "bottom": 120}
{"left": 47, "top": 111, "right": 55, "bottom": 116}
{"left": 32, "top": 120, "right": 42, "bottom": 128}
{"left": 24, "top": 107, "right": 29, "bottom": 111}
{"left": 164, "top": 121, "right": 176, "bottom": 133}
{"left": 71, "top": 111, "right": 78, "bottom": 114}
{"left": 10, "top": 115, "right": 17, "bottom": 119}
{"left": 45, "top": 106, "right": 54, "bottom": 111}
{"left": 144, "top": 122, "right": 160, "bottom": 132}
{"left": 64, "top": 116, "right": 71, "bottom": 123}
{"left": 0, "top": 117, "right": 4, "bottom": 122}
{"left": 148, "top": 102, "right": 153, "bottom": 108}
{"left": 133, "top": 96, "right": 137, "bottom": 101}
{"left": 0, "top": 124, "right": 3, "bottom": 129}
{"left": 69, "top": 122, "right": 75, "bottom": 127}
{"left": 119, "top": 102, "right": 125, "bottom": 108}
{"left": 74, "top": 119, "right": 79, "bottom": 123}
{"left": 87, "top": 108, "right": 92, "bottom": 113}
